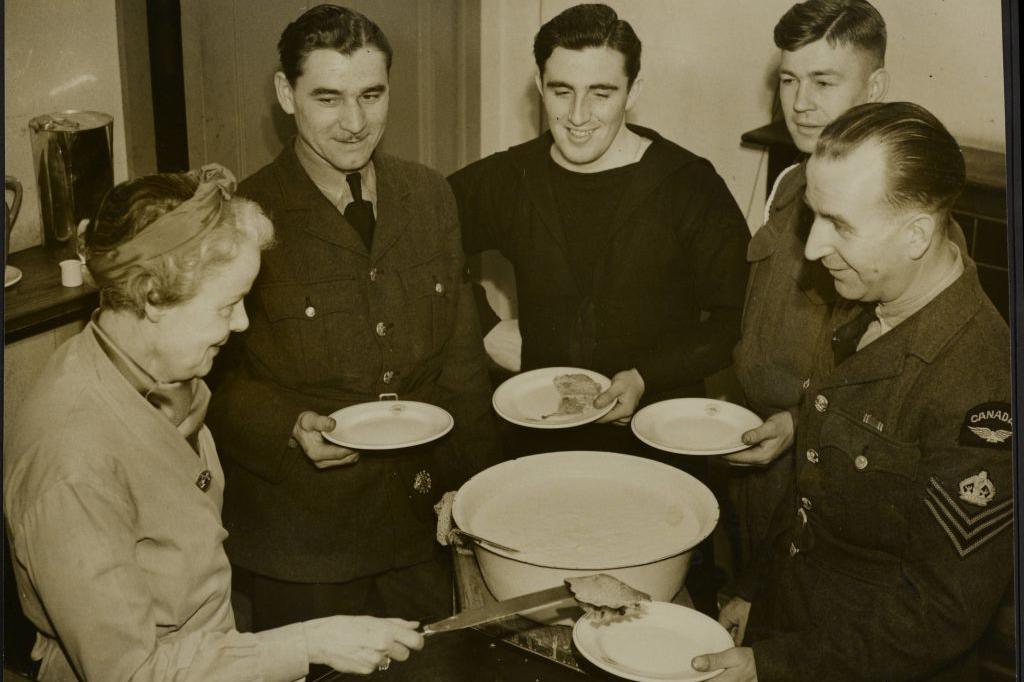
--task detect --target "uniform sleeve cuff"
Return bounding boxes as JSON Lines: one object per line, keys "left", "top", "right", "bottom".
{"left": 255, "top": 622, "right": 309, "bottom": 682}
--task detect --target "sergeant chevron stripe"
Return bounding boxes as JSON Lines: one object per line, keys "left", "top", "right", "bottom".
{"left": 924, "top": 477, "right": 1013, "bottom": 558}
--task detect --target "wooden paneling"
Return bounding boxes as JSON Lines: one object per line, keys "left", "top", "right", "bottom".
{"left": 181, "top": 0, "right": 480, "bottom": 179}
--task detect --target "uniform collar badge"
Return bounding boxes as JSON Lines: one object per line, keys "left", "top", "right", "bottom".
{"left": 958, "top": 470, "right": 995, "bottom": 507}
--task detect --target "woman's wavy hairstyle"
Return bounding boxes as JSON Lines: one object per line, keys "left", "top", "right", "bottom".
{"left": 82, "top": 172, "right": 274, "bottom": 316}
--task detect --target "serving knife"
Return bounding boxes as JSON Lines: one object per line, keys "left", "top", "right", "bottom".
{"left": 421, "top": 583, "right": 577, "bottom": 636}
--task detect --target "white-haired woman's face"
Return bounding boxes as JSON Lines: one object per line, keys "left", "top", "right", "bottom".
{"left": 147, "top": 236, "right": 261, "bottom": 382}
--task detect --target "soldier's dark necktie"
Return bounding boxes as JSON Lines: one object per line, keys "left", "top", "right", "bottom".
{"left": 831, "top": 304, "right": 877, "bottom": 365}
{"left": 344, "top": 172, "right": 375, "bottom": 249}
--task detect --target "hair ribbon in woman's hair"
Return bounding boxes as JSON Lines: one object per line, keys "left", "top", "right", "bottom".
{"left": 88, "top": 163, "right": 238, "bottom": 285}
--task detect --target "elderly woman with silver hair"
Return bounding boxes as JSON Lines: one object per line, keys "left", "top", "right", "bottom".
{"left": 4, "top": 165, "right": 423, "bottom": 681}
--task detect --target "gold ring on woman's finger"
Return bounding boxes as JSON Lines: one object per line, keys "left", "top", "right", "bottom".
{"left": 378, "top": 656, "right": 391, "bottom": 672}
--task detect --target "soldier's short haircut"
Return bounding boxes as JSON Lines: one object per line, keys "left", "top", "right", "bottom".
{"left": 815, "top": 102, "right": 966, "bottom": 219}
{"left": 533, "top": 3, "right": 642, "bottom": 87}
{"left": 774, "top": 0, "right": 886, "bottom": 69}
{"left": 278, "top": 4, "right": 392, "bottom": 84}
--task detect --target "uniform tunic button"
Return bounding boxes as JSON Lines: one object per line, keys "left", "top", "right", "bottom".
{"left": 797, "top": 508, "right": 808, "bottom": 524}
{"left": 789, "top": 542, "right": 800, "bottom": 557}
{"left": 802, "top": 378, "right": 811, "bottom": 390}
{"left": 375, "top": 321, "right": 387, "bottom": 337}
{"left": 382, "top": 370, "right": 395, "bottom": 384}
{"left": 814, "top": 394, "right": 828, "bottom": 413}
{"left": 854, "top": 455, "right": 869, "bottom": 470}
{"left": 806, "top": 449, "right": 819, "bottom": 463}
{"left": 369, "top": 267, "right": 378, "bottom": 282}
{"left": 304, "top": 306, "right": 316, "bottom": 318}
{"left": 434, "top": 282, "right": 445, "bottom": 295}
{"left": 801, "top": 496, "right": 812, "bottom": 510}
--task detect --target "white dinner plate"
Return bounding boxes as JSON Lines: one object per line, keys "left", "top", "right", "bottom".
{"left": 572, "top": 601, "right": 733, "bottom": 681}
{"left": 5, "top": 265, "right": 23, "bottom": 288}
{"left": 492, "top": 367, "right": 614, "bottom": 429}
{"left": 631, "top": 398, "right": 763, "bottom": 455}
{"left": 322, "top": 400, "right": 453, "bottom": 450}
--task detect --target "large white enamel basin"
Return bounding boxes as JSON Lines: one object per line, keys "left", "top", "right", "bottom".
{"left": 452, "top": 451, "right": 719, "bottom": 624}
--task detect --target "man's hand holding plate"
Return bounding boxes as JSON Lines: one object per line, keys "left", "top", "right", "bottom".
{"left": 723, "top": 410, "right": 794, "bottom": 466}
{"left": 595, "top": 368, "right": 645, "bottom": 425}
{"left": 291, "top": 410, "right": 360, "bottom": 468}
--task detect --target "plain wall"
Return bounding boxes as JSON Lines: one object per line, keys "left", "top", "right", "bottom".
{"left": 4, "top": 0, "right": 130, "bottom": 254}
{"left": 4, "top": 0, "right": 129, "bottom": 455}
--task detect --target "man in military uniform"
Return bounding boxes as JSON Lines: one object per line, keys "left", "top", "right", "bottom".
{"left": 729, "top": 0, "right": 889, "bottom": 568}
{"left": 206, "top": 5, "right": 501, "bottom": 630}
{"left": 696, "top": 102, "right": 1013, "bottom": 680}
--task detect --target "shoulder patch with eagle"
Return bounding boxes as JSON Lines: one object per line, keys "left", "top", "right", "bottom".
{"left": 959, "top": 402, "right": 1012, "bottom": 450}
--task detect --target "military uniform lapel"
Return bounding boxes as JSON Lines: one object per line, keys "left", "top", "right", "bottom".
{"left": 818, "top": 262, "right": 980, "bottom": 391}
{"left": 370, "top": 154, "right": 412, "bottom": 262}
{"left": 902, "top": 259, "right": 982, "bottom": 363}
{"left": 275, "top": 144, "right": 370, "bottom": 255}
{"left": 814, "top": 300, "right": 901, "bottom": 390}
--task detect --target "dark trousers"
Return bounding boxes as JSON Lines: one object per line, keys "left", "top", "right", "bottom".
{"left": 233, "top": 550, "right": 454, "bottom": 632}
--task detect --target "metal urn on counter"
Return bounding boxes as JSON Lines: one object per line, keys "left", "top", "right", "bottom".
{"left": 29, "top": 111, "right": 114, "bottom": 261}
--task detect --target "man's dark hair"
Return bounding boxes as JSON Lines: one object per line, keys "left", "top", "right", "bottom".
{"left": 774, "top": 0, "right": 886, "bottom": 69}
{"left": 277, "top": 4, "right": 392, "bottom": 83}
{"left": 533, "top": 4, "right": 641, "bottom": 86}
{"left": 815, "top": 102, "right": 966, "bottom": 218}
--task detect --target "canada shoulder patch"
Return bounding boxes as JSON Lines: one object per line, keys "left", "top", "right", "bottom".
{"left": 924, "top": 475, "right": 1012, "bottom": 558}
{"left": 958, "top": 401, "right": 1013, "bottom": 450}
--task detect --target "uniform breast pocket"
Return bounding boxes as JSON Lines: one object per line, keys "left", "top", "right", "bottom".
{"left": 817, "top": 412, "right": 921, "bottom": 550}
{"left": 259, "top": 279, "right": 367, "bottom": 386}
{"left": 398, "top": 254, "right": 457, "bottom": 354}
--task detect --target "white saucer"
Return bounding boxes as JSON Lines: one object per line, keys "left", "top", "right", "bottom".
{"left": 322, "top": 400, "right": 453, "bottom": 450}
{"left": 631, "top": 398, "right": 763, "bottom": 455}
{"left": 492, "top": 367, "right": 614, "bottom": 429}
{"left": 5, "top": 264, "right": 23, "bottom": 288}
{"left": 573, "top": 601, "right": 733, "bottom": 681}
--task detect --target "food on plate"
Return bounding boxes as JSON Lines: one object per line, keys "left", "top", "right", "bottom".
{"left": 543, "top": 373, "right": 603, "bottom": 419}
{"left": 566, "top": 573, "right": 651, "bottom": 624}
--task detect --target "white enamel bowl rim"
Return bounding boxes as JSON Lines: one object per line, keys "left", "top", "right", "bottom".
{"left": 452, "top": 450, "right": 720, "bottom": 569}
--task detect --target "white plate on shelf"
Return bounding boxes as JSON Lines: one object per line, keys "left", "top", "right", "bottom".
{"left": 572, "top": 601, "right": 733, "bottom": 681}
{"left": 322, "top": 400, "right": 453, "bottom": 450}
{"left": 492, "top": 367, "right": 614, "bottom": 429}
{"left": 631, "top": 398, "right": 763, "bottom": 455}
{"left": 5, "top": 265, "right": 23, "bottom": 288}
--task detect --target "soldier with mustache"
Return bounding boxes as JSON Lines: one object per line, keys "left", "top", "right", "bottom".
{"left": 206, "top": 5, "right": 502, "bottom": 635}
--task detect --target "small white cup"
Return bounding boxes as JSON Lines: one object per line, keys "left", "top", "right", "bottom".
{"left": 59, "top": 259, "right": 84, "bottom": 287}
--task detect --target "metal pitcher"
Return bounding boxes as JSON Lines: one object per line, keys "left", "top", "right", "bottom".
{"left": 29, "top": 111, "right": 114, "bottom": 260}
